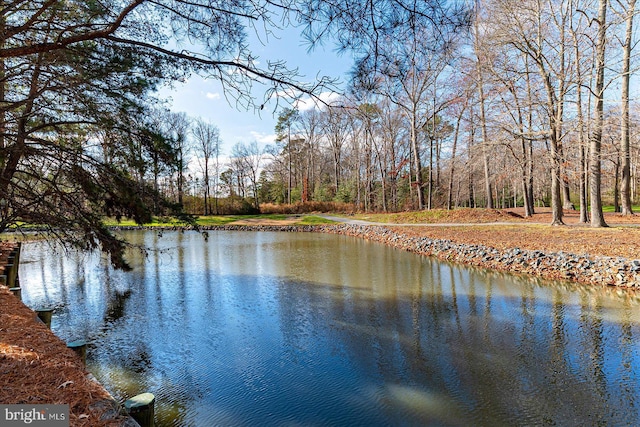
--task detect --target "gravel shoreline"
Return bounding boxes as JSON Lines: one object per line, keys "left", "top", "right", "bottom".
{"left": 114, "top": 224, "right": 640, "bottom": 289}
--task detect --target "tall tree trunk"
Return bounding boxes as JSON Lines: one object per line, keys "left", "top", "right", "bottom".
{"left": 0, "top": 14, "right": 5, "bottom": 176}
{"left": 410, "top": 111, "right": 425, "bottom": 209}
{"left": 287, "top": 125, "right": 292, "bottom": 205}
{"left": 478, "top": 67, "right": 493, "bottom": 209}
{"left": 621, "top": 0, "right": 636, "bottom": 215}
{"left": 448, "top": 104, "right": 466, "bottom": 210}
{"left": 177, "top": 151, "right": 184, "bottom": 206}
{"left": 573, "top": 19, "right": 589, "bottom": 223}
{"left": 333, "top": 150, "right": 340, "bottom": 194}
{"left": 540, "top": 71, "right": 564, "bottom": 225}
{"left": 203, "top": 158, "right": 210, "bottom": 216}
{"left": 524, "top": 55, "right": 536, "bottom": 215}
{"left": 580, "top": 145, "right": 588, "bottom": 223}
{"left": 590, "top": 0, "right": 609, "bottom": 227}
{"left": 468, "top": 114, "right": 476, "bottom": 208}
{"left": 366, "top": 132, "right": 373, "bottom": 211}
{"left": 428, "top": 135, "right": 433, "bottom": 210}
{"left": 153, "top": 152, "right": 160, "bottom": 215}
{"left": 614, "top": 160, "right": 620, "bottom": 212}
{"left": 557, "top": 6, "right": 573, "bottom": 211}
{"left": 475, "top": 3, "right": 492, "bottom": 209}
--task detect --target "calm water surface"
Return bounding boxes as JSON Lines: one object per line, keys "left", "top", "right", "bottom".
{"left": 19, "top": 230, "right": 640, "bottom": 426}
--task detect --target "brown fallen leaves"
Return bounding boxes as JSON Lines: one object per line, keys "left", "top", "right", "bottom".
{"left": 387, "top": 208, "right": 640, "bottom": 260}
{"left": 0, "top": 284, "right": 129, "bottom": 426}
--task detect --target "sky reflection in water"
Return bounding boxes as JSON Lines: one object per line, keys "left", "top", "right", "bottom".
{"left": 19, "top": 230, "right": 640, "bottom": 426}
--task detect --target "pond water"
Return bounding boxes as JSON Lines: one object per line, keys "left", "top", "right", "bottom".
{"left": 18, "top": 230, "right": 640, "bottom": 426}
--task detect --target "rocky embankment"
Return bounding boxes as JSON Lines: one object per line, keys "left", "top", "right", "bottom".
{"left": 318, "top": 225, "right": 640, "bottom": 288}
{"left": 116, "top": 223, "right": 640, "bottom": 288}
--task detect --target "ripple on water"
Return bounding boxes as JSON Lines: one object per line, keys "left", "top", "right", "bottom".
{"left": 18, "top": 231, "right": 640, "bottom": 426}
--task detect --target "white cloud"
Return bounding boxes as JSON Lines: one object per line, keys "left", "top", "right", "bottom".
{"left": 295, "top": 91, "right": 343, "bottom": 111}
{"left": 250, "top": 131, "right": 277, "bottom": 144}
{"left": 205, "top": 92, "right": 221, "bottom": 100}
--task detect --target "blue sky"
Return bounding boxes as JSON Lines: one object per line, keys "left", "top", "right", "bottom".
{"left": 158, "top": 24, "right": 354, "bottom": 155}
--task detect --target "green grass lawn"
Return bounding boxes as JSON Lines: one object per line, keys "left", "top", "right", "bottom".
{"left": 196, "top": 214, "right": 335, "bottom": 225}
{"left": 601, "top": 205, "right": 640, "bottom": 213}
{"left": 102, "top": 217, "right": 186, "bottom": 227}
{"left": 104, "top": 214, "right": 336, "bottom": 227}
{"left": 296, "top": 215, "right": 336, "bottom": 225}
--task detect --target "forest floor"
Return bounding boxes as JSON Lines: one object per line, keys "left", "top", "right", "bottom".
{"left": 381, "top": 208, "right": 640, "bottom": 260}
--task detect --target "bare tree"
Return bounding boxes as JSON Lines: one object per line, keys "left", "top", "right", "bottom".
{"left": 295, "top": 109, "right": 323, "bottom": 201}
{"left": 275, "top": 108, "right": 298, "bottom": 204}
{"left": 473, "top": 1, "right": 494, "bottom": 209}
{"left": 322, "top": 104, "right": 351, "bottom": 195}
{"left": 486, "top": 0, "right": 575, "bottom": 224}
{"left": 569, "top": 1, "right": 591, "bottom": 223}
{"left": 193, "top": 119, "right": 221, "bottom": 216}
{"left": 616, "top": 0, "right": 637, "bottom": 215}
{"left": 590, "top": 0, "right": 609, "bottom": 227}
{"left": 232, "top": 141, "right": 265, "bottom": 209}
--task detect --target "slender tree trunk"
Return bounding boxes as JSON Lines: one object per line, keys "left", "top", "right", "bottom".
{"left": 557, "top": 9, "right": 573, "bottom": 211}
{"left": 410, "top": 111, "right": 425, "bottom": 209}
{"left": 287, "top": 125, "right": 292, "bottom": 205}
{"left": 366, "top": 123, "right": 374, "bottom": 211}
{"left": 621, "top": 0, "right": 636, "bottom": 215}
{"left": 0, "top": 14, "right": 5, "bottom": 176}
{"left": 0, "top": 55, "right": 41, "bottom": 202}
{"left": 214, "top": 146, "right": 219, "bottom": 215}
{"left": 573, "top": 23, "right": 589, "bottom": 223}
{"left": 538, "top": 68, "right": 564, "bottom": 225}
{"left": 448, "top": 104, "right": 466, "bottom": 210}
{"left": 428, "top": 134, "right": 433, "bottom": 210}
{"left": 478, "top": 68, "right": 493, "bottom": 209}
{"left": 474, "top": 3, "right": 492, "bottom": 209}
{"left": 203, "top": 158, "right": 210, "bottom": 216}
{"left": 550, "top": 141, "right": 564, "bottom": 224}
{"left": 153, "top": 151, "right": 160, "bottom": 215}
{"left": 527, "top": 139, "right": 535, "bottom": 213}
{"left": 333, "top": 149, "right": 340, "bottom": 194}
{"left": 524, "top": 56, "right": 536, "bottom": 215}
{"left": 590, "top": 0, "right": 608, "bottom": 227}
{"left": 614, "top": 160, "right": 620, "bottom": 213}
{"left": 580, "top": 144, "right": 588, "bottom": 222}
{"left": 468, "top": 116, "right": 475, "bottom": 208}
{"left": 177, "top": 151, "right": 184, "bottom": 206}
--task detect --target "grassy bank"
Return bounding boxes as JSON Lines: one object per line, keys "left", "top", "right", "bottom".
{"left": 103, "top": 214, "right": 337, "bottom": 227}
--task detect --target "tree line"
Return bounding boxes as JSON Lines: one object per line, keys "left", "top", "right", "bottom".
{"left": 253, "top": 0, "right": 640, "bottom": 227}
{"left": 158, "top": 0, "right": 640, "bottom": 229}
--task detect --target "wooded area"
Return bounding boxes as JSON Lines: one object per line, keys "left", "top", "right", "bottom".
{"left": 1, "top": 0, "right": 639, "bottom": 265}
{"left": 154, "top": 0, "right": 640, "bottom": 228}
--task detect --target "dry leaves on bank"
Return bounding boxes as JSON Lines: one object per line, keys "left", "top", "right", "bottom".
{"left": 0, "top": 285, "right": 129, "bottom": 427}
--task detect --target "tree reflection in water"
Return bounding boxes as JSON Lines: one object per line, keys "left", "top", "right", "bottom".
{"left": 19, "top": 230, "right": 640, "bottom": 426}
